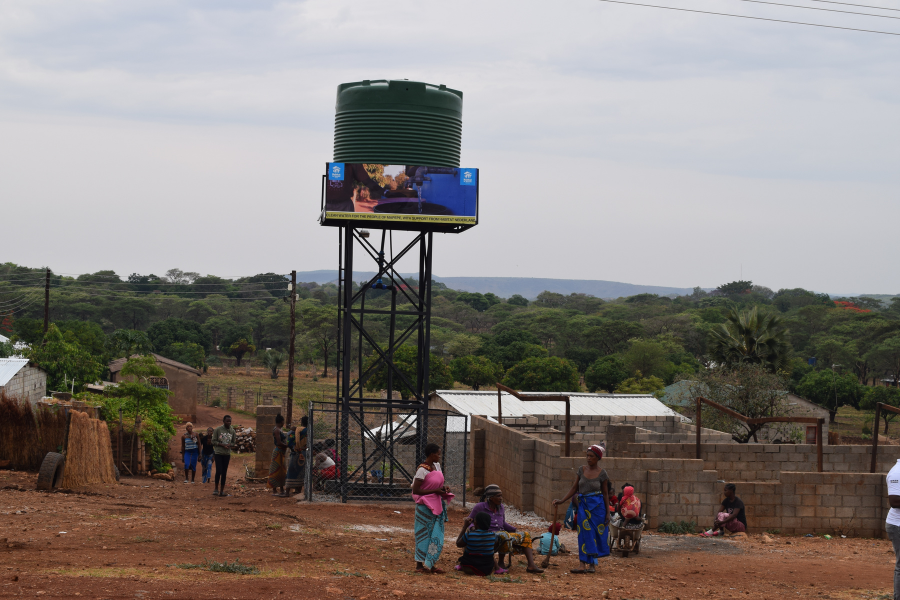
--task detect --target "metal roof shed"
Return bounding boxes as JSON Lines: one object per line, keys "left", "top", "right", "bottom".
{"left": 430, "top": 390, "right": 686, "bottom": 431}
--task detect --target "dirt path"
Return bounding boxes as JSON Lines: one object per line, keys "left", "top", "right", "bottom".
{"left": 1, "top": 411, "right": 894, "bottom": 599}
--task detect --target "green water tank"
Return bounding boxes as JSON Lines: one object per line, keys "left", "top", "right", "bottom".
{"left": 333, "top": 80, "right": 463, "bottom": 167}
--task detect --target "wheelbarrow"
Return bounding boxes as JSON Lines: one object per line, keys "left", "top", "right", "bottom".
{"left": 609, "top": 513, "right": 647, "bottom": 558}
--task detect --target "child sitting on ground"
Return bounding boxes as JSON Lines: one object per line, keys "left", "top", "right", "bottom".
{"left": 456, "top": 512, "right": 504, "bottom": 576}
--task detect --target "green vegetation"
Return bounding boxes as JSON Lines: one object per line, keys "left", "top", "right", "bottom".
{"left": 175, "top": 559, "right": 259, "bottom": 574}
{"left": 4, "top": 262, "right": 900, "bottom": 437}
{"left": 657, "top": 520, "right": 698, "bottom": 534}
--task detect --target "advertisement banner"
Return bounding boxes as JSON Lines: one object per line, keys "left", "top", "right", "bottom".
{"left": 321, "top": 163, "right": 478, "bottom": 227}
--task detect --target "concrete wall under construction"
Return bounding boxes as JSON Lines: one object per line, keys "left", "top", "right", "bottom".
{"left": 470, "top": 415, "right": 894, "bottom": 538}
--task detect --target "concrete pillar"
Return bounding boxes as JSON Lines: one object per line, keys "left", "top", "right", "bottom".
{"left": 197, "top": 382, "right": 206, "bottom": 405}
{"left": 210, "top": 386, "right": 220, "bottom": 406}
{"left": 244, "top": 389, "right": 254, "bottom": 412}
{"left": 255, "top": 405, "right": 282, "bottom": 479}
{"left": 227, "top": 387, "right": 237, "bottom": 409}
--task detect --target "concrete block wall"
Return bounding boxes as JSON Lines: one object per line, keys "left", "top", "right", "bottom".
{"left": 0, "top": 366, "right": 47, "bottom": 406}
{"left": 617, "top": 442, "right": 900, "bottom": 482}
{"left": 472, "top": 415, "right": 896, "bottom": 537}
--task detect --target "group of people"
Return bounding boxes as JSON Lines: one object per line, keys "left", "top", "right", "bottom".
{"left": 178, "top": 413, "right": 341, "bottom": 499}
{"left": 179, "top": 415, "right": 239, "bottom": 497}
{"left": 266, "top": 415, "right": 341, "bottom": 497}
{"left": 410, "top": 443, "right": 620, "bottom": 576}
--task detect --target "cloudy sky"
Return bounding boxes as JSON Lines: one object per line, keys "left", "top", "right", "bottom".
{"left": 1, "top": 0, "right": 898, "bottom": 293}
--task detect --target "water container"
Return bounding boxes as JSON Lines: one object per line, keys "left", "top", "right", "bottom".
{"left": 333, "top": 80, "right": 463, "bottom": 167}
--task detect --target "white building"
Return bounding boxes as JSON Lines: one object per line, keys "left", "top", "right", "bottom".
{"left": 0, "top": 357, "right": 47, "bottom": 405}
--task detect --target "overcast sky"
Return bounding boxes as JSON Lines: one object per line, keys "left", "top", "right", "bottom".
{"left": 1, "top": 0, "right": 898, "bottom": 294}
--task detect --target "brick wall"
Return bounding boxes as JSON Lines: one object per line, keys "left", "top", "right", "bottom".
{"left": 255, "top": 406, "right": 282, "bottom": 478}
{"left": 471, "top": 415, "right": 894, "bottom": 537}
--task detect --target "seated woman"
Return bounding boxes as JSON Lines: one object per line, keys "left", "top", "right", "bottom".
{"left": 467, "top": 484, "right": 544, "bottom": 573}
{"left": 701, "top": 483, "right": 747, "bottom": 537}
{"left": 312, "top": 442, "right": 337, "bottom": 489}
{"left": 456, "top": 512, "right": 503, "bottom": 576}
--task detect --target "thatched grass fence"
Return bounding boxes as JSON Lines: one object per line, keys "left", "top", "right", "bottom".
{"left": 0, "top": 392, "right": 67, "bottom": 470}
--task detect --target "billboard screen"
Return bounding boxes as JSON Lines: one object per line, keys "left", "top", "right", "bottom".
{"left": 321, "top": 163, "right": 478, "bottom": 228}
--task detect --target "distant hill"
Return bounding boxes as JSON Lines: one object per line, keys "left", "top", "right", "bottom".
{"left": 294, "top": 270, "right": 698, "bottom": 300}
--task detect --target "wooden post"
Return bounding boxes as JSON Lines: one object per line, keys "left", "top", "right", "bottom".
{"left": 43, "top": 268, "right": 50, "bottom": 334}
{"left": 564, "top": 398, "right": 571, "bottom": 458}
{"left": 816, "top": 418, "right": 823, "bottom": 473}
{"left": 117, "top": 408, "right": 123, "bottom": 472}
{"left": 287, "top": 270, "right": 296, "bottom": 425}
{"left": 872, "top": 402, "right": 882, "bottom": 473}
{"left": 696, "top": 397, "right": 702, "bottom": 460}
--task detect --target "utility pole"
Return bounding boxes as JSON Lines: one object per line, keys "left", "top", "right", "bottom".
{"left": 286, "top": 270, "right": 297, "bottom": 425}
{"left": 43, "top": 268, "right": 50, "bottom": 334}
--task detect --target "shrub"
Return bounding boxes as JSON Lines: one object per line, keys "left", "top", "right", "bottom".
{"left": 658, "top": 520, "right": 697, "bottom": 534}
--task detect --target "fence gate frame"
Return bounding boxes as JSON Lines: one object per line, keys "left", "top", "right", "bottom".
{"left": 307, "top": 402, "right": 467, "bottom": 503}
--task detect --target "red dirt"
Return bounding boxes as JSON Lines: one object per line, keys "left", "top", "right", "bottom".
{"left": 0, "top": 405, "right": 894, "bottom": 599}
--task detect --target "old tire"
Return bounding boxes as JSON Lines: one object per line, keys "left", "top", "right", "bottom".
{"left": 36, "top": 453, "right": 65, "bottom": 491}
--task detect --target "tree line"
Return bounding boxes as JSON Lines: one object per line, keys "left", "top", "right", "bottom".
{"left": 3, "top": 264, "right": 900, "bottom": 430}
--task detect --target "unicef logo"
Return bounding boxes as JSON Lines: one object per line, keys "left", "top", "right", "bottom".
{"left": 328, "top": 163, "right": 345, "bottom": 181}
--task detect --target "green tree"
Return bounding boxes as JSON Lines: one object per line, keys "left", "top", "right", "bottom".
{"left": 584, "top": 355, "right": 628, "bottom": 393}
{"left": 450, "top": 355, "right": 504, "bottom": 390}
{"left": 147, "top": 318, "right": 213, "bottom": 356}
{"left": 623, "top": 339, "right": 671, "bottom": 379}
{"left": 614, "top": 372, "right": 666, "bottom": 396}
{"left": 159, "top": 342, "right": 206, "bottom": 370}
{"left": 224, "top": 338, "right": 256, "bottom": 367}
{"left": 263, "top": 349, "right": 286, "bottom": 379}
{"left": 716, "top": 280, "right": 753, "bottom": 297}
{"left": 860, "top": 386, "right": 900, "bottom": 435}
{"left": 107, "top": 329, "right": 154, "bottom": 359}
{"left": 867, "top": 337, "right": 900, "bottom": 385}
{"left": 708, "top": 306, "right": 791, "bottom": 372}
{"left": 502, "top": 356, "right": 580, "bottom": 392}
{"left": 508, "top": 294, "right": 529, "bottom": 307}
{"left": 682, "top": 363, "right": 792, "bottom": 443}
{"left": 795, "top": 369, "right": 865, "bottom": 422}
{"left": 298, "top": 301, "right": 339, "bottom": 376}
{"left": 25, "top": 324, "right": 104, "bottom": 394}
{"left": 0, "top": 338, "right": 15, "bottom": 358}
{"left": 363, "top": 346, "right": 453, "bottom": 399}
{"left": 447, "top": 333, "right": 482, "bottom": 358}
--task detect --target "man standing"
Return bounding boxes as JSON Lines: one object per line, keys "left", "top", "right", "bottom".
{"left": 885, "top": 458, "right": 900, "bottom": 600}
{"left": 212, "top": 415, "right": 236, "bottom": 497}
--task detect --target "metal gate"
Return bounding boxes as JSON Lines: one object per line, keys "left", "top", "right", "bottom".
{"left": 306, "top": 402, "right": 467, "bottom": 503}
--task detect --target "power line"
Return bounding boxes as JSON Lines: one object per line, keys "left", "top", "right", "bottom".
{"left": 727, "top": 0, "right": 900, "bottom": 19}
{"left": 596, "top": 0, "right": 900, "bottom": 34}
{"left": 807, "top": 0, "right": 900, "bottom": 12}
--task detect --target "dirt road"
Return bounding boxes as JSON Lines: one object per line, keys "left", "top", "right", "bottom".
{"left": 0, "top": 406, "right": 894, "bottom": 599}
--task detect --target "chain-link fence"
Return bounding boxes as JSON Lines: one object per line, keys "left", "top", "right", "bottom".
{"left": 306, "top": 402, "right": 467, "bottom": 503}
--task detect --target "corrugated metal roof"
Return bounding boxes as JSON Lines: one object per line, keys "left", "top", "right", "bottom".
{"left": 0, "top": 358, "right": 29, "bottom": 388}
{"left": 433, "top": 390, "right": 687, "bottom": 430}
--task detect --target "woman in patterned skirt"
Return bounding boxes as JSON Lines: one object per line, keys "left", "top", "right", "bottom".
{"left": 411, "top": 443, "right": 453, "bottom": 574}
{"left": 554, "top": 444, "right": 612, "bottom": 574}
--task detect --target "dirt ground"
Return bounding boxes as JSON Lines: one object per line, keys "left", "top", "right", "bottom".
{"left": 1, "top": 406, "right": 895, "bottom": 600}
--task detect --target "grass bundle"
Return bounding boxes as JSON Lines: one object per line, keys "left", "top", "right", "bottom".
{"left": 0, "top": 391, "right": 41, "bottom": 470}
{"left": 34, "top": 404, "right": 68, "bottom": 458}
{"left": 60, "top": 410, "right": 116, "bottom": 488}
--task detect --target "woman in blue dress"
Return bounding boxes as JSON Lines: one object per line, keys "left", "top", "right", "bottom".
{"left": 553, "top": 444, "right": 611, "bottom": 574}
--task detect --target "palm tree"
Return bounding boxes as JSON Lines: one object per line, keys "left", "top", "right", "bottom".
{"left": 708, "top": 306, "right": 791, "bottom": 372}
{"left": 263, "top": 349, "right": 286, "bottom": 379}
